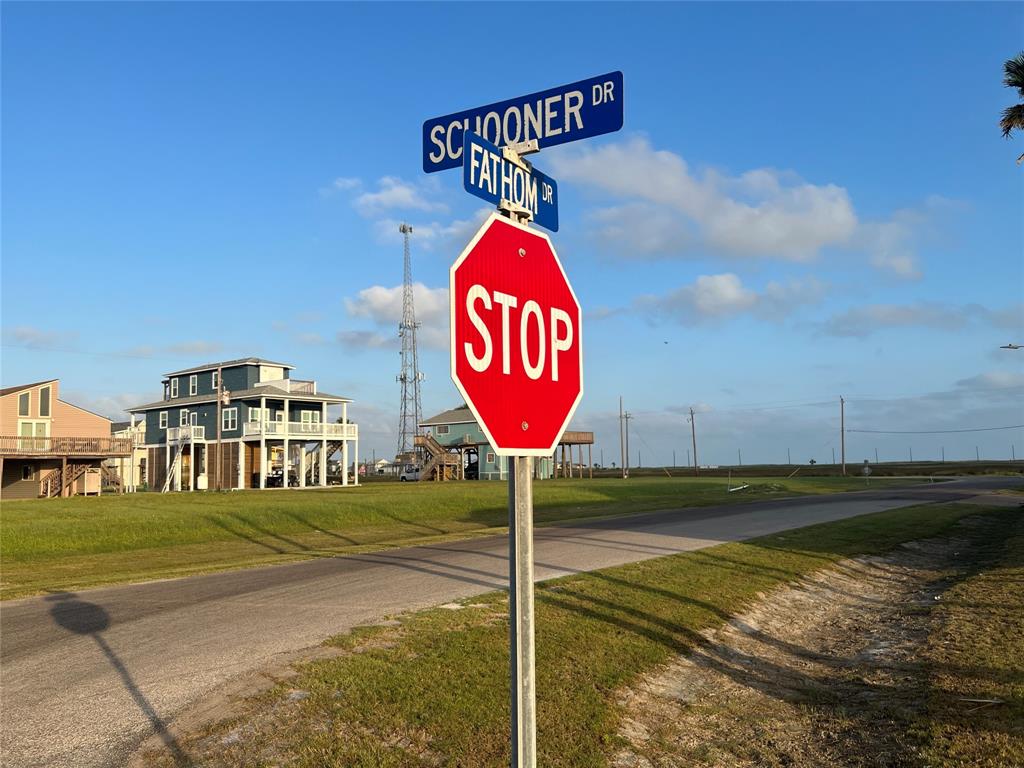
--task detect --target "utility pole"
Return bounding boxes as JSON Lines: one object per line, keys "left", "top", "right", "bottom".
{"left": 689, "top": 407, "right": 699, "bottom": 477}
{"left": 687, "top": 448, "right": 691, "bottom": 467}
{"left": 875, "top": 447, "right": 879, "bottom": 464}
{"left": 976, "top": 446, "right": 980, "bottom": 461}
{"left": 941, "top": 446, "right": 945, "bottom": 462}
{"left": 624, "top": 411, "right": 632, "bottom": 478}
{"left": 673, "top": 449, "right": 676, "bottom": 467}
{"left": 787, "top": 447, "right": 791, "bottom": 465}
{"left": 832, "top": 447, "right": 835, "bottom": 465}
{"left": 619, "top": 397, "right": 626, "bottom": 479}
{"left": 600, "top": 448, "right": 604, "bottom": 468}
{"left": 840, "top": 396, "right": 846, "bottom": 476}
{"left": 737, "top": 448, "right": 742, "bottom": 467}
{"left": 909, "top": 447, "right": 913, "bottom": 462}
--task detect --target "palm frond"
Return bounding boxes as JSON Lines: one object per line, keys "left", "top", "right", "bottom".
{"left": 1001, "top": 103, "right": 1024, "bottom": 138}
{"left": 1004, "top": 52, "right": 1024, "bottom": 96}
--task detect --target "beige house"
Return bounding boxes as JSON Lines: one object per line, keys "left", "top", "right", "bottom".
{"left": 104, "top": 419, "right": 147, "bottom": 489}
{"left": 0, "top": 380, "right": 133, "bottom": 500}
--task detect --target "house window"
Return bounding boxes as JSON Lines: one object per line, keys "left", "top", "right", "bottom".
{"left": 212, "top": 371, "right": 219, "bottom": 390}
{"left": 189, "top": 375, "right": 198, "bottom": 396}
{"left": 436, "top": 425, "right": 450, "bottom": 435}
{"left": 249, "top": 409, "right": 261, "bottom": 424}
{"left": 486, "top": 452, "right": 495, "bottom": 465}
{"left": 170, "top": 379, "right": 179, "bottom": 398}
{"left": 222, "top": 407, "right": 238, "bottom": 431}
{"left": 39, "top": 386, "right": 51, "bottom": 417}
{"left": 159, "top": 411, "right": 168, "bottom": 429}
{"left": 18, "top": 392, "right": 29, "bottom": 416}
{"left": 180, "top": 410, "right": 189, "bottom": 427}
{"left": 190, "top": 411, "right": 198, "bottom": 426}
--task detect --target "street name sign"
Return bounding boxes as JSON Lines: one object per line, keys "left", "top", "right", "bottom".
{"left": 423, "top": 71, "right": 623, "bottom": 173}
{"left": 463, "top": 131, "right": 558, "bottom": 232}
{"left": 450, "top": 213, "right": 582, "bottom": 455}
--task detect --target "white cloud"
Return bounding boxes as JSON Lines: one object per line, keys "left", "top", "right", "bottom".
{"left": 336, "top": 330, "right": 395, "bottom": 350}
{"left": 60, "top": 391, "right": 147, "bottom": 421}
{"left": 372, "top": 208, "right": 490, "bottom": 252}
{"left": 552, "top": 136, "right": 954, "bottom": 279}
{"left": 551, "top": 136, "right": 857, "bottom": 261}
{"left": 332, "top": 177, "right": 361, "bottom": 191}
{"left": 954, "top": 371, "right": 1024, "bottom": 390}
{"left": 819, "top": 302, "right": 979, "bottom": 338}
{"left": 165, "top": 340, "right": 223, "bottom": 356}
{"left": 342, "top": 282, "right": 449, "bottom": 349}
{"left": 637, "top": 273, "right": 825, "bottom": 325}
{"left": 2, "top": 325, "right": 78, "bottom": 350}
{"left": 353, "top": 176, "right": 448, "bottom": 218}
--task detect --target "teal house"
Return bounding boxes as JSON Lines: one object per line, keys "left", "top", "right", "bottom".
{"left": 419, "top": 405, "right": 557, "bottom": 480}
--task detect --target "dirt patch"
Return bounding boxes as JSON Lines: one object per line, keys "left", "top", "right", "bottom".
{"left": 611, "top": 520, "right": 996, "bottom": 768}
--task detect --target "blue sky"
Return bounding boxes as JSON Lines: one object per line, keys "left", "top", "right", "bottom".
{"left": 3, "top": 2, "right": 1022, "bottom": 466}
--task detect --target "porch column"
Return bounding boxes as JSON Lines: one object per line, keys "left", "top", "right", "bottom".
{"left": 299, "top": 443, "right": 307, "bottom": 488}
{"left": 164, "top": 443, "right": 170, "bottom": 492}
{"left": 283, "top": 397, "right": 290, "bottom": 489}
{"left": 320, "top": 402, "right": 328, "bottom": 487}
{"left": 174, "top": 446, "right": 182, "bottom": 491}
{"left": 129, "top": 414, "right": 136, "bottom": 493}
{"left": 189, "top": 444, "right": 195, "bottom": 492}
{"left": 342, "top": 402, "right": 349, "bottom": 487}
{"left": 259, "top": 396, "right": 266, "bottom": 489}
{"left": 237, "top": 444, "right": 244, "bottom": 489}
{"left": 354, "top": 433, "right": 359, "bottom": 486}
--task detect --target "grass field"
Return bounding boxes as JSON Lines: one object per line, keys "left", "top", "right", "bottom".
{"left": 137, "top": 502, "right": 1021, "bottom": 767}
{"left": 1, "top": 476, "right": 906, "bottom": 599}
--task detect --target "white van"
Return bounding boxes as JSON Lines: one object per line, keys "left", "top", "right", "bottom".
{"left": 399, "top": 464, "right": 422, "bottom": 482}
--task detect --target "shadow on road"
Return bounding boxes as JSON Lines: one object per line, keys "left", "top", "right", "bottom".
{"left": 46, "top": 593, "right": 191, "bottom": 767}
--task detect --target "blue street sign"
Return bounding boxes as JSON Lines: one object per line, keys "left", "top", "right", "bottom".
{"left": 423, "top": 71, "right": 623, "bottom": 173}
{"left": 463, "top": 132, "right": 559, "bottom": 232}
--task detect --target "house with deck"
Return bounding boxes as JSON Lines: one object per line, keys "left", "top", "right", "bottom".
{"left": 0, "top": 379, "right": 133, "bottom": 499}
{"left": 127, "top": 358, "right": 358, "bottom": 491}
{"left": 419, "top": 406, "right": 576, "bottom": 481}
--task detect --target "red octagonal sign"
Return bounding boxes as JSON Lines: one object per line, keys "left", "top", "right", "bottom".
{"left": 450, "top": 213, "right": 583, "bottom": 456}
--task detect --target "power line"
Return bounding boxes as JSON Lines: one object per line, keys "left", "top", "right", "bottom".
{"left": 848, "top": 424, "right": 1024, "bottom": 435}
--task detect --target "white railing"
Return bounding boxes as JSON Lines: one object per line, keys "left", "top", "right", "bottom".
{"left": 167, "top": 425, "right": 206, "bottom": 442}
{"left": 254, "top": 378, "right": 317, "bottom": 394}
{"left": 242, "top": 421, "right": 357, "bottom": 439}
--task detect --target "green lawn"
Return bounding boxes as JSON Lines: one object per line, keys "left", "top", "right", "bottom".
{"left": 137, "top": 502, "right": 1019, "bottom": 767}
{"left": 2, "top": 475, "right": 902, "bottom": 599}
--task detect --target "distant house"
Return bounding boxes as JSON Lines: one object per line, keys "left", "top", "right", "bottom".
{"left": 103, "top": 419, "right": 146, "bottom": 490}
{"left": 419, "top": 405, "right": 557, "bottom": 481}
{"left": 0, "top": 379, "right": 132, "bottom": 499}
{"left": 127, "top": 358, "right": 358, "bottom": 491}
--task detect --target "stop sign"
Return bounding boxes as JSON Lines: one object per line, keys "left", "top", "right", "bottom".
{"left": 450, "top": 213, "right": 583, "bottom": 456}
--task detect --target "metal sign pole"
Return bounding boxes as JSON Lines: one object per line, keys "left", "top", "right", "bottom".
{"left": 508, "top": 455, "right": 536, "bottom": 768}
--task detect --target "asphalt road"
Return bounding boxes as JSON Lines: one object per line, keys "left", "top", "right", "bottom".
{"left": 1, "top": 477, "right": 1018, "bottom": 767}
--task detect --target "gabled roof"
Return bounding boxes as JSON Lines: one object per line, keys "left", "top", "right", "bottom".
{"left": 0, "top": 379, "right": 57, "bottom": 398}
{"left": 420, "top": 405, "right": 476, "bottom": 427}
{"left": 163, "top": 358, "right": 294, "bottom": 377}
{"left": 128, "top": 385, "right": 352, "bottom": 413}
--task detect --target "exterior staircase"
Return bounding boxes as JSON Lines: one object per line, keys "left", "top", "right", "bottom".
{"left": 161, "top": 442, "right": 186, "bottom": 492}
{"left": 304, "top": 441, "right": 346, "bottom": 485}
{"left": 41, "top": 463, "right": 90, "bottom": 498}
{"left": 100, "top": 465, "right": 123, "bottom": 492}
{"left": 414, "top": 434, "right": 461, "bottom": 481}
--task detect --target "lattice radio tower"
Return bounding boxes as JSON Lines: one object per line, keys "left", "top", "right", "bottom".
{"left": 396, "top": 223, "right": 424, "bottom": 458}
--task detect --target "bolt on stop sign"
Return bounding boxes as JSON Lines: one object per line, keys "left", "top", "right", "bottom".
{"left": 450, "top": 213, "right": 583, "bottom": 456}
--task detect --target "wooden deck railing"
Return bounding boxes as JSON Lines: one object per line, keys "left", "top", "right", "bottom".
{"left": 0, "top": 436, "right": 134, "bottom": 457}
